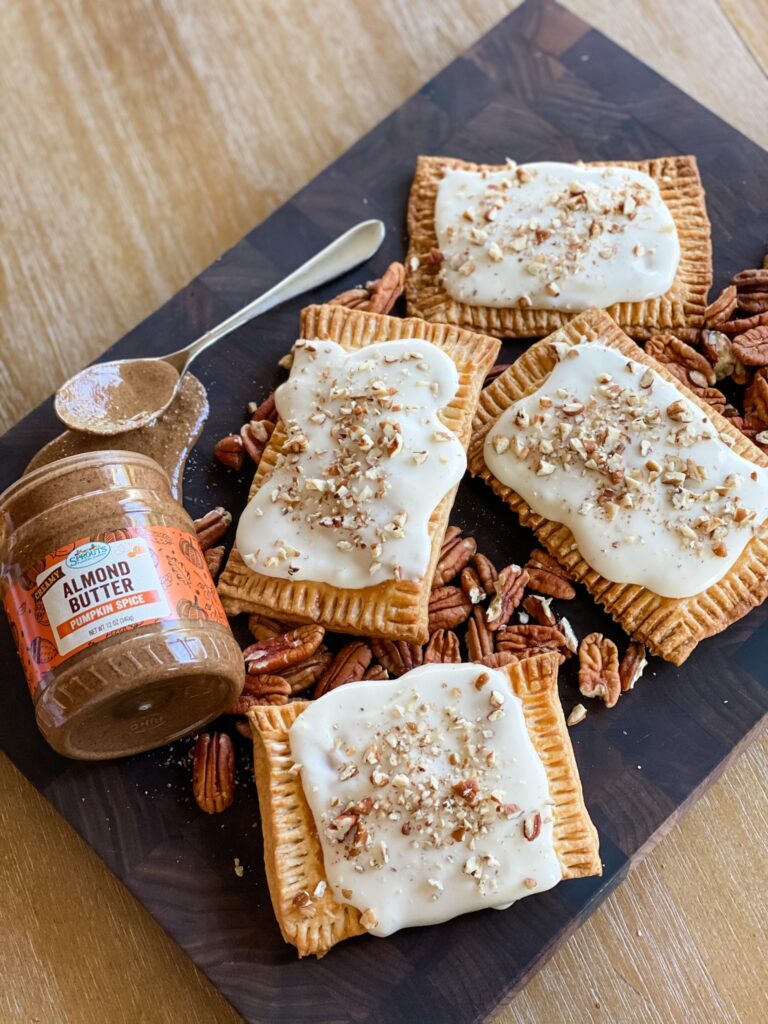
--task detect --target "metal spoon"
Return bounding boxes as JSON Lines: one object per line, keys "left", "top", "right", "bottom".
{"left": 54, "top": 219, "right": 386, "bottom": 435}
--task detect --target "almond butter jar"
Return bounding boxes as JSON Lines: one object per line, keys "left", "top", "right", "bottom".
{"left": 0, "top": 451, "right": 244, "bottom": 760}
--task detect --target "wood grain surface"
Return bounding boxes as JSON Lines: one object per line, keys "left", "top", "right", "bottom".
{"left": 1, "top": 1, "right": 767, "bottom": 1022}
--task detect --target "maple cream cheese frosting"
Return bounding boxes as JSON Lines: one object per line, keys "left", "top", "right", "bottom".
{"left": 289, "top": 663, "right": 561, "bottom": 937}
{"left": 236, "top": 338, "right": 466, "bottom": 588}
{"left": 484, "top": 341, "right": 768, "bottom": 599}
{"left": 435, "top": 162, "right": 680, "bottom": 310}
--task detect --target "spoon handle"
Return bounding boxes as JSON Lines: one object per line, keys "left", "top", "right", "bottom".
{"left": 172, "top": 219, "right": 386, "bottom": 372}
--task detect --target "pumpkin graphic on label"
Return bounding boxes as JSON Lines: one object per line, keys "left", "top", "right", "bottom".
{"left": 176, "top": 597, "right": 210, "bottom": 622}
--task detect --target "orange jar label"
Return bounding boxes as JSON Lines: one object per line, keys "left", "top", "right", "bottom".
{"left": 4, "top": 526, "right": 229, "bottom": 697}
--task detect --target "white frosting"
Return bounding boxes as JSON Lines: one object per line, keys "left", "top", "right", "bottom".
{"left": 289, "top": 663, "right": 561, "bottom": 938}
{"left": 484, "top": 341, "right": 768, "bottom": 599}
{"left": 435, "top": 162, "right": 680, "bottom": 311}
{"left": 235, "top": 339, "right": 466, "bottom": 588}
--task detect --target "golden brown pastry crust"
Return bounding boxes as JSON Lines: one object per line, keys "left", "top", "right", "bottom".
{"left": 217, "top": 304, "right": 500, "bottom": 642}
{"left": 405, "top": 154, "right": 712, "bottom": 340}
{"left": 468, "top": 308, "right": 768, "bottom": 664}
{"left": 248, "top": 652, "right": 601, "bottom": 958}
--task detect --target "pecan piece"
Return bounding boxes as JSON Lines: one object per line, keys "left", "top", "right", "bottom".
{"left": 619, "top": 642, "right": 647, "bottom": 692}
{"left": 281, "top": 647, "right": 333, "bottom": 693}
{"left": 247, "top": 613, "right": 290, "bottom": 641}
{"left": 424, "top": 629, "right": 461, "bottom": 664}
{"left": 193, "top": 732, "right": 235, "bottom": 814}
{"left": 522, "top": 594, "right": 556, "bottom": 626}
{"left": 486, "top": 565, "right": 528, "bottom": 630}
{"left": 194, "top": 507, "right": 232, "bottom": 551}
{"left": 329, "top": 262, "right": 406, "bottom": 316}
{"left": 244, "top": 624, "right": 325, "bottom": 674}
{"left": 362, "top": 663, "right": 389, "bottom": 681}
{"left": 460, "top": 565, "right": 486, "bottom": 604}
{"left": 247, "top": 392, "right": 277, "bottom": 424}
{"left": 370, "top": 638, "right": 423, "bottom": 677}
{"left": 428, "top": 585, "right": 472, "bottom": 632}
{"left": 214, "top": 434, "right": 245, "bottom": 470}
{"left": 690, "top": 385, "right": 727, "bottom": 414}
{"left": 314, "top": 641, "right": 373, "bottom": 697}
{"left": 704, "top": 284, "right": 738, "bottom": 326}
{"left": 477, "top": 650, "right": 520, "bottom": 669}
{"left": 496, "top": 624, "right": 567, "bottom": 658}
{"left": 701, "top": 330, "right": 736, "bottom": 380}
{"left": 242, "top": 673, "right": 291, "bottom": 705}
{"left": 645, "top": 333, "right": 716, "bottom": 387}
{"left": 567, "top": 704, "right": 587, "bottom": 727}
{"left": 466, "top": 606, "right": 494, "bottom": 661}
{"left": 241, "top": 419, "right": 274, "bottom": 464}
{"left": 578, "top": 632, "right": 621, "bottom": 708}
{"left": 204, "top": 545, "right": 225, "bottom": 579}
{"left": 434, "top": 533, "right": 477, "bottom": 587}
{"left": 733, "top": 325, "right": 768, "bottom": 367}
{"left": 525, "top": 549, "right": 576, "bottom": 600}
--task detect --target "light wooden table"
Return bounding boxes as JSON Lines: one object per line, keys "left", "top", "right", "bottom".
{"left": 2, "top": 2, "right": 767, "bottom": 1022}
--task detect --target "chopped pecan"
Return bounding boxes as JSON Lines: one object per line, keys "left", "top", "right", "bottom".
{"left": 466, "top": 606, "right": 494, "bottom": 661}
{"left": 214, "top": 434, "right": 245, "bottom": 470}
{"left": 704, "top": 284, "right": 738, "bottom": 326}
{"left": 242, "top": 673, "right": 291, "bottom": 704}
{"left": 424, "top": 629, "right": 461, "bottom": 663}
{"left": 244, "top": 624, "right": 325, "bottom": 674}
{"left": 745, "top": 369, "right": 768, "bottom": 423}
{"left": 281, "top": 647, "right": 333, "bottom": 693}
{"left": 578, "top": 632, "right": 621, "bottom": 708}
{"left": 525, "top": 549, "right": 576, "bottom": 600}
{"left": 523, "top": 811, "right": 541, "bottom": 841}
{"left": 619, "top": 642, "right": 647, "bottom": 692}
{"left": 428, "top": 247, "right": 444, "bottom": 265}
{"left": 329, "top": 262, "right": 406, "bottom": 316}
{"left": 247, "top": 392, "right": 277, "bottom": 424}
{"left": 247, "top": 613, "right": 290, "bottom": 641}
{"left": 645, "top": 333, "right": 716, "bottom": 386}
{"left": 241, "top": 419, "right": 274, "bottom": 464}
{"left": 362, "top": 663, "right": 389, "bottom": 681}
{"left": 370, "top": 638, "right": 422, "bottom": 677}
{"left": 193, "top": 732, "right": 235, "bottom": 814}
{"left": 522, "top": 594, "right": 556, "bottom": 626}
{"left": 434, "top": 533, "right": 477, "bottom": 587}
{"left": 716, "top": 311, "right": 768, "bottom": 336}
{"left": 204, "top": 545, "right": 225, "bottom": 579}
{"left": 566, "top": 704, "right": 587, "bottom": 727}
{"left": 733, "top": 325, "right": 768, "bottom": 367}
{"left": 194, "top": 507, "right": 232, "bottom": 551}
{"left": 473, "top": 553, "right": 499, "bottom": 594}
{"left": 460, "top": 565, "right": 486, "bottom": 604}
{"left": 314, "top": 641, "right": 373, "bottom": 697}
{"left": 486, "top": 565, "right": 528, "bottom": 630}
{"left": 701, "top": 330, "right": 736, "bottom": 380}
{"left": 428, "top": 586, "right": 472, "bottom": 632}
{"left": 496, "top": 624, "right": 567, "bottom": 658}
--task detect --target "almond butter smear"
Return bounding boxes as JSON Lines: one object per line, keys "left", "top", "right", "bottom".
{"left": 55, "top": 358, "right": 181, "bottom": 435}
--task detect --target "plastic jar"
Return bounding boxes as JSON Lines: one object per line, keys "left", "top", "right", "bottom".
{"left": 0, "top": 451, "right": 244, "bottom": 759}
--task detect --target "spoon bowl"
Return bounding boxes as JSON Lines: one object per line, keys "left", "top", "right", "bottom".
{"left": 55, "top": 219, "right": 386, "bottom": 435}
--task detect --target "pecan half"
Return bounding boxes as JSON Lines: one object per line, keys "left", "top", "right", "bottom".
{"left": 314, "top": 641, "right": 373, "bottom": 697}
{"left": 460, "top": 565, "right": 486, "bottom": 604}
{"left": 619, "top": 642, "right": 647, "bottom": 692}
{"left": 424, "top": 629, "right": 461, "bottom": 663}
{"left": 474, "top": 553, "right": 499, "bottom": 594}
{"left": 241, "top": 419, "right": 274, "bottom": 464}
{"left": 247, "top": 613, "right": 290, "bottom": 641}
{"left": 362, "top": 663, "right": 389, "bottom": 681}
{"left": 496, "top": 624, "right": 567, "bottom": 658}
{"left": 701, "top": 330, "right": 736, "bottom": 380}
{"left": 204, "top": 545, "right": 225, "bottom": 579}
{"left": 244, "top": 624, "right": 325, "bottom": 674}
{"left": 370, "top": 638, "right": 423, "bottom": 677}
{"left": 745, "top": 369, "right": 768, "bottom": 423}
{"left": 525, "top": 549, "right": 576, "bottom": 600}
{"left": 477, "top": 650, "right": 520, "bottom": 669}
{"left": 214, "top": 434, "right": 245, "bottom": 470}
{"left": 242, "top": 673, "right": 291, "bottom": 704}
{"left": 704, "top": 284, "right": 738, "bottom": 326}
{"left": 194, "top": 507, "right": 232, "bottom": 551}
{"left": 486, "top": 565, "right": 528, "bottom": 630}
{"left": 193, "top": 732, "right": 235, "bottom": 814}
{"left": 466, "top": 606, "right": 494, "bottom": 661}
{"left": 522, "top": 594, "right": 556, "bottom": 626}
{"left": 716, "top": 311, "right": 768, "bottom": 336}
{"left": 428, "top": 586, "right": 472, "bottom": 632}
{"left": 733, "top": 268, "right": 768, "bottom": 309}
{"left": 691, "top": 385, "right": 727, "bottom": 414}
{"left": 434, "top": 534, "right": 477, "bottom": 587}
{"left": 247, "top": 392, "right": 277, "bottom": 424}
{"left": 329, "top": 262, "right": 406, "bottom": 316}
{"left": 281, "top": 647, "right": 333, "bottom": 693}
{"left": 733, "top": 325, "right": 768, "bottom": 367}
{"left": 645, "top": 333, "right": 716, "bottom": 386}
{"left": 578, "top": 632, "right": 621, "bottom": 708}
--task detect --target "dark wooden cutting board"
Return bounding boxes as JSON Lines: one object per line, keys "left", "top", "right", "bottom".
{"left": 2, "top": 1, "right": 767, "bottom": 1021}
